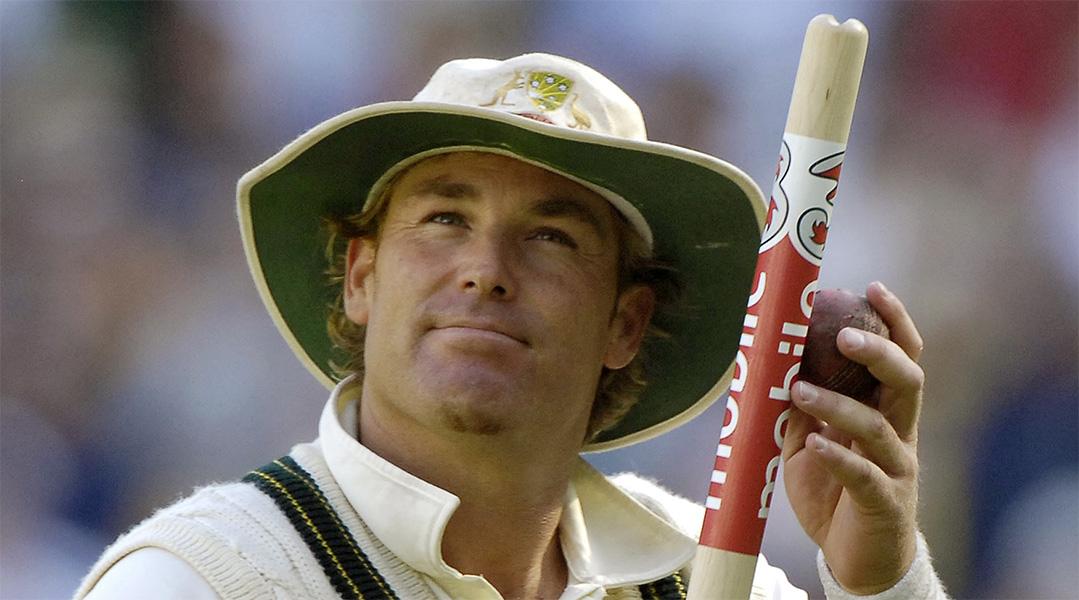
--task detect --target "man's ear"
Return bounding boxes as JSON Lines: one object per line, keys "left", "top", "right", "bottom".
{"left": 603, "top": 285, "right": 656, "bottom": 370}
{"left": 344, "top": 238, "right": 377, "bottom": 326}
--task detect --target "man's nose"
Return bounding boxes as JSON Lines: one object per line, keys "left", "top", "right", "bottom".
{"left": 458, "top": 233, "right": 516, "bottom": 300}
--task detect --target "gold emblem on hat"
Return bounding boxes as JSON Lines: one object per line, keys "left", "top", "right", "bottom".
{"left": 525, "top": 72, "right": 572, "bottom": 110}
{"left": 482, "top": 70, "right": 591, "bottom": 130}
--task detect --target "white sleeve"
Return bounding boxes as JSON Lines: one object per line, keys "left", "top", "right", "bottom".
{"left": 82, "top": 547, "right": 219, "bottom": 600}
{"left": 752, "top": 553, "right": 809, "bottom": 600}
{"left": 817, "top": 532, "right": 950, "bottom": 600}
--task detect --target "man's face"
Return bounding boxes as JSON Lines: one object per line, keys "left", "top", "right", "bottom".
{"left": 344, "top": 152, "right": 653, "bottom": 447}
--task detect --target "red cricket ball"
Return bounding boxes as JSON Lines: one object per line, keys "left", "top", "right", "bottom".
{"left": 800, "top": 288, "right": 890, "bottom": 404}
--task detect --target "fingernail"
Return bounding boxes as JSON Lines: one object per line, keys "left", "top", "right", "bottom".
{"left": 796, "top": 381, "right": 818, "bottom": 402}
{"left": 871, "top": 280, "right": 893, "bottom": 299}
{"left": 840, "top": 327, "right": 865, "bottom": 349}
{"left": 810, "top": 433, "right": 829, "bottom": 453}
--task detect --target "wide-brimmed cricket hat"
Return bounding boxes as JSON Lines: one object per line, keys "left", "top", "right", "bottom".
{"left": 238, "top": 53, "right": 765, "bottom": 451}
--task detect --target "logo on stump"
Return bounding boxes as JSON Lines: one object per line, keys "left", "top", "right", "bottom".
{"left": 760, "top": 140, "right": 791, "bottom": 252}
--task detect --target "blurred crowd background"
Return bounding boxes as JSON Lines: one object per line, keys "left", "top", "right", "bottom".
{"left": 1, "top": 2, "right": 1075, "bottom": 598}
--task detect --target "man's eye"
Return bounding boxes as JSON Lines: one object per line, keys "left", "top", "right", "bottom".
{"left": 426, "top": 212, "right": 465, "bottom": 226}
{"left": 532, "top": 228, "right": 578, "bottom": 249}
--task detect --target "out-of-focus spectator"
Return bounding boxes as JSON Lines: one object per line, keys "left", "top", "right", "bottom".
{"left": 969, "top": 368, "right": 1078, "bottom": 599}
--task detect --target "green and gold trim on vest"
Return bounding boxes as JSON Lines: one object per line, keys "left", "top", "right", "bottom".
{"left": 244, "top": 455, "right": 687, "bottom": 600}
{"left": 242, "top": 457, "right": 397, "bottom": 600}
{"left": 640, "top": 570, "right": 687, "bottom": 600}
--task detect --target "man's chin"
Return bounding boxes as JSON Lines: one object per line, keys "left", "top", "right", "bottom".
{"left": 437, "top": 403, "right": 508, "bottom": 436}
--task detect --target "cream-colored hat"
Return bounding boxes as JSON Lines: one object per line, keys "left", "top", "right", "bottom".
{"left": 238, "top": 53, "right": 765, "bottom": 451}
{"left": 369, "top": 54, "right": 655, "bottom": 250}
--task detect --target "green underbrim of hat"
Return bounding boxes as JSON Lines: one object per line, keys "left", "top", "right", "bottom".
{"left": 238, "top": 102, "right": 764, "bottom": 452}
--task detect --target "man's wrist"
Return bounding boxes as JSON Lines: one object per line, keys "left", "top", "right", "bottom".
{"left": 817, "top": 532, "right": 949, "bottom": 599}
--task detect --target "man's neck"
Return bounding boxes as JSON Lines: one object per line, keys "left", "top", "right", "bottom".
{"left": 357, "top": 393, "right": 579, "bottom": 599}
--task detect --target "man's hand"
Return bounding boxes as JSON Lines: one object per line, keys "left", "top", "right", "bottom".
{"left": 783, "top": 281, "right": 925, "bottom": 594}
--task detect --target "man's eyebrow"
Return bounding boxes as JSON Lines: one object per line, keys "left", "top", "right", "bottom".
{"left": 410, "top": 176, "right": 480, "bottom": 199}
{"left": 532, "top": 196, "right": 609, "bottom": 238}
{"left": 403, "top": 178, "right": 610, "bottom": 237}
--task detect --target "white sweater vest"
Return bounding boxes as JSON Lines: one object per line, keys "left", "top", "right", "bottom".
{"left": 74, "top": 444, "right": 677, "bottom": 600}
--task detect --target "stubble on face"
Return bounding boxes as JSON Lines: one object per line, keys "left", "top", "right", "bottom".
{"left": 441, "top": 403, "right": 505, "bottom": 436}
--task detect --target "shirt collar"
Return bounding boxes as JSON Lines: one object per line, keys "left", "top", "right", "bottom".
{"left": 319, "top": 377, "right": 696, "bottom": 588}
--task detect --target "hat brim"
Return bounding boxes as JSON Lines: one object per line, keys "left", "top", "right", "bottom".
{"left": 237, "top": 102, "right": 764, "bottom": 452}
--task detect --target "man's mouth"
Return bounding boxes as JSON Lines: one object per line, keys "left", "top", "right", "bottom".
{"left": 432, "top": 319, "right": 530, "bottom": 346}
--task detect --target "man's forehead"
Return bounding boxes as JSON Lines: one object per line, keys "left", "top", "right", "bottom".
{"left": 398, "top": 151, "right": 580, "bottom": 188}
{"left": 391, "top": 152, "right": 618, "bottom": 222}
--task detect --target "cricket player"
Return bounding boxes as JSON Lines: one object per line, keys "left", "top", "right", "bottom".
{"left": 77, "top": 54, "right": 947, "bottom": 599}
